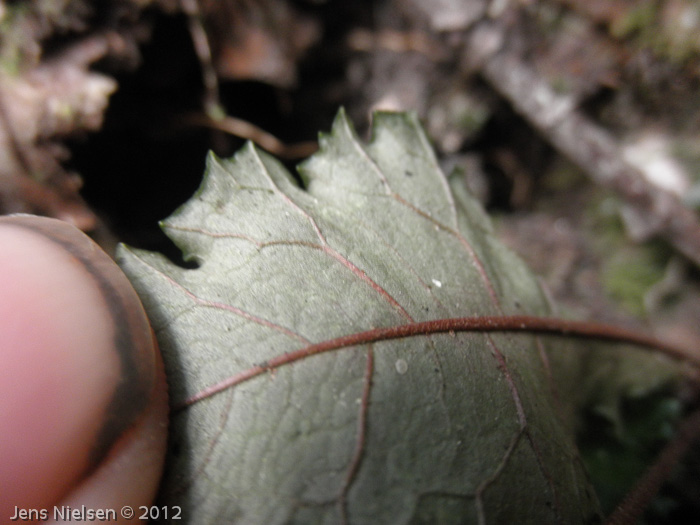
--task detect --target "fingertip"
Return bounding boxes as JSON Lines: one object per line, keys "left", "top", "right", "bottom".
{"left": 50, "top": 348, "right": 169, "bottom": 524}
{"left": 0, "top": 215, "right": 168, "bottom": 522}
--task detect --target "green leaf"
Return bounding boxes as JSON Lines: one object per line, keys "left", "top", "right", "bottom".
{"left": 117, "top": 110, "right": 601, "bottom": 523}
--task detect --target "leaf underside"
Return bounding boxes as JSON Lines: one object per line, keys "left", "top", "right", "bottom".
{"left": 118, "top": 110, "right": 602, "bottom": 524}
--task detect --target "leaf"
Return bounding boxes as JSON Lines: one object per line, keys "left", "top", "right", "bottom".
{"left": 117, "top": 110, "right": 602, "bottom": 523}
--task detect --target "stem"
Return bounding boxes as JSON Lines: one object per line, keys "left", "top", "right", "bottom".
{"left": 605, "top": 408, "right": 700, "bottom": 525}
{"left": 178, "top": 315, "right": 699, "bottom": 411}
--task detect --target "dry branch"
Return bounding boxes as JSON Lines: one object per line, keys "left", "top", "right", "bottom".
{"left": 468, "top": 22, "right": 700, "bottom": 267}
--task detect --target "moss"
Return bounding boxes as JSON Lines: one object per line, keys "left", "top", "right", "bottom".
{"left": 657, "top": 2, "right": 700, "bottom": 63}
{"left": 610, "top": 1, "right": 658, "bottom": 40}
{"left": 456, "top": 104, "right": 489, "bottom": 135}
{"left": 602, "top": 247, "right": 668, "bottom": 316}
{"left": 0, "top": 3, "right": 32, "bottom": 75}
{"left": 550, "top": 75, "right": 572, "bottom": 95}
{"left": 672, "top": 138, "right": 700, "bottom": 182}
{"left": 579, "top": 392, "right": 683, "bottom": 515}
{"left": 540, "top": 157, "right": 587, "bottom": 193}
{"left": 0, "top": 0, "right": 92, "bottom": 75}
{"left": 609, "top": 0, "right": 700, "bottom": 65}
{"left": 589, "top": 197, "right": 671, "bottom": 317}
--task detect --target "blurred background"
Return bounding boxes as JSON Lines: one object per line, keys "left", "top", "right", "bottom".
{"left": 1, "top": 1, "right": 700, "bottom": 522}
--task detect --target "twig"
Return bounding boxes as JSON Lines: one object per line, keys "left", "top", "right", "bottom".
{"left": 187, "top": 112, "right": 318, "bottom": 159}
{"left": 178, "top": 1, "right": 318, "bottom": 159}
{"left": 469, "top": 23, "right": 700, "bottom": 267}
{"left": 605, "top": 407, "right": 700, "bottom": 525}
{"left": 180, "top": 0, "right": 222, "bottom": 118}
{"left": 346, "top": 28, "right": 446, "bottom": 60}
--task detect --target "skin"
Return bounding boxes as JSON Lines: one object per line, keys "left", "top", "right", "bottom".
{"left": 0, "top": 215, "right": 168, "bottom": 523}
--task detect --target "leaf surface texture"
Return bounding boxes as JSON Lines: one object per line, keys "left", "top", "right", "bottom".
{"left": 118, "top": 110, "right": 601, "bottom": 524}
